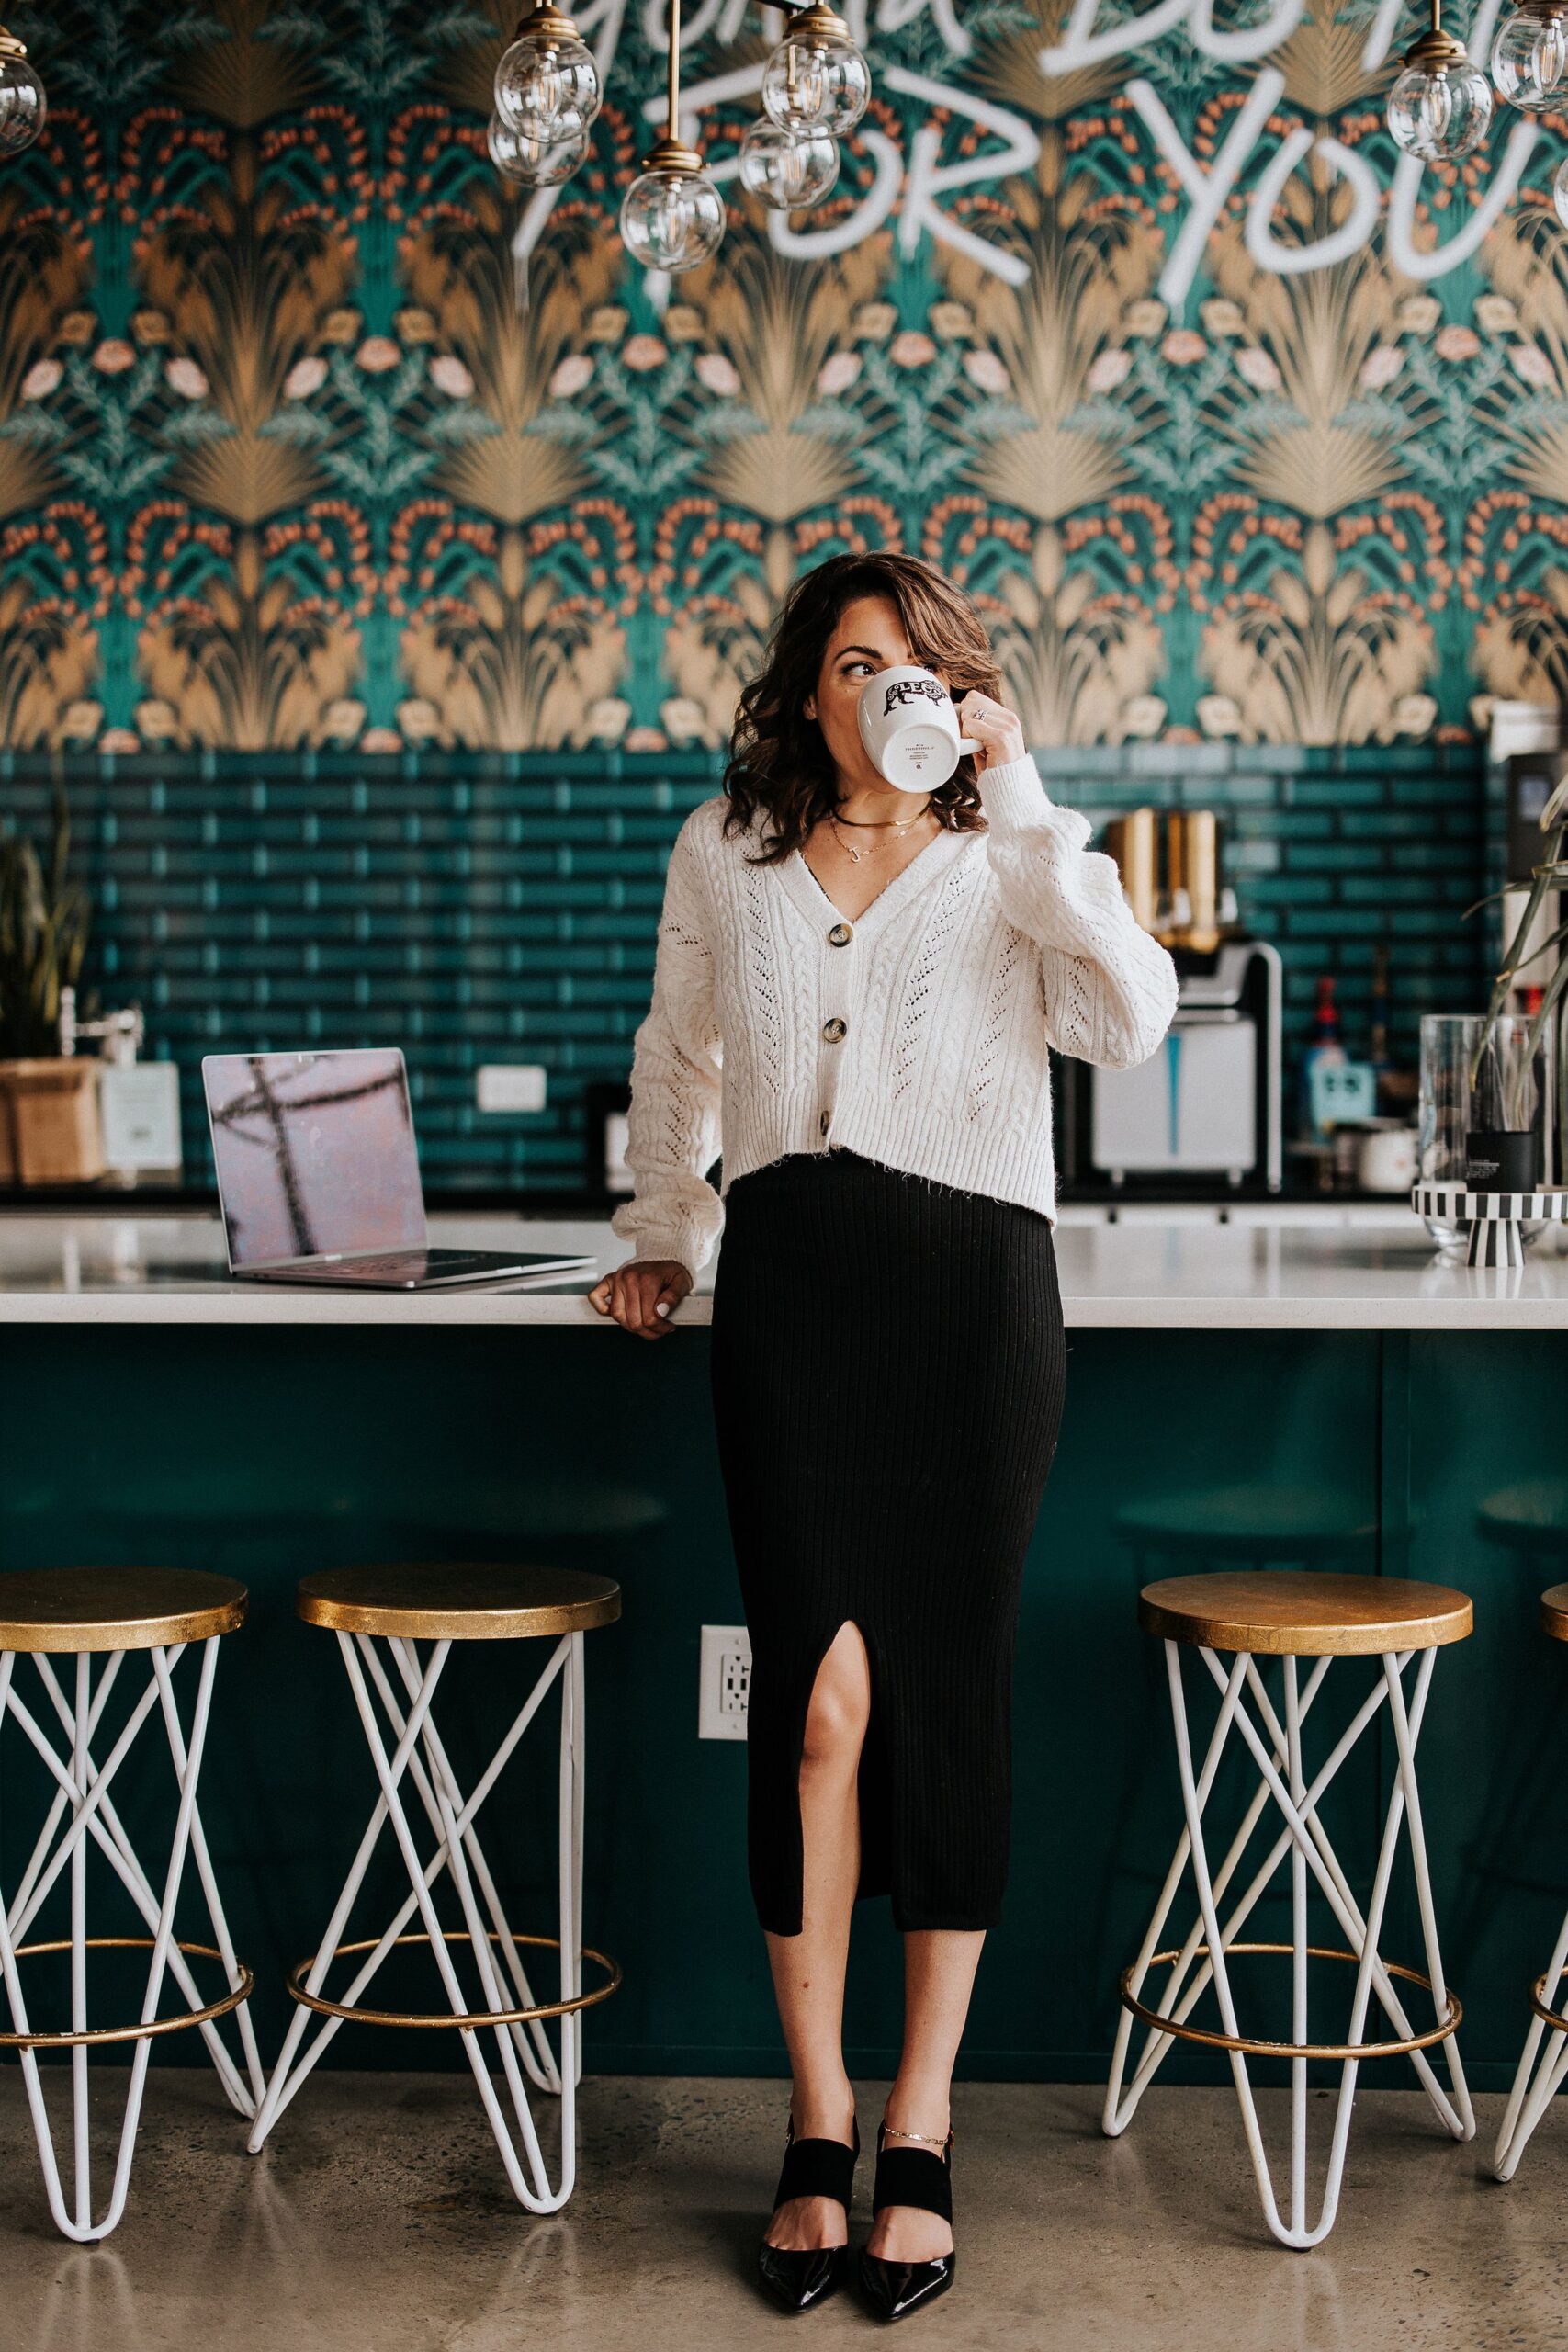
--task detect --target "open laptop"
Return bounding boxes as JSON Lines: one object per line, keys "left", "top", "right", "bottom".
{"left": 202, "top": 1049, "right": 597, "bottom": 1290}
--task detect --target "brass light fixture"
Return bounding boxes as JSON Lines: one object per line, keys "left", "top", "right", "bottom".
{"left": 1387, "top": 0, "right": 1568, "bottom": 160}
{"left": 1386, "top": 0, "right": 1493, "bottom": 159}
{"left": 493, "top": 3, "right": 603, "bottom": 145}
{"left": 491, "top": 0, "right": 871, "bottom": 267}
{"left": 0, "top": 22, "right": 46, "bottom": 157}
{"left": 619, "top": 0, "right": 727, "bottom": 273}
{"left": 759, "top": 2, "right": 869, "bottom": 135}
{"left": 1491, "top": 0, "right": 1568, "bottom": 107}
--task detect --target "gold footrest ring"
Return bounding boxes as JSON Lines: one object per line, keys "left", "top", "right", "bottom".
{"left": 287, "top": 1928, "right": 621, "bottom": 2030}
{"left": 1119, "top": 1942, "right": 1462, "bottom": 2062}
{"left": 0, "top": 1938, "right": 254, "bottom": 2049}
{"left": 1528, "top": 1964, "right": 1568, "bottom": 2033}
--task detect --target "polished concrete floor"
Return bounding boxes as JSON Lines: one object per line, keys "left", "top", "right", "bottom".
{"left": 2, "top": 2073, "right": 1565, "bottom": 2351}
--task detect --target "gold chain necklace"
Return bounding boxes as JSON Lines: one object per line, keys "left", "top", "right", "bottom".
{"left": 829, "top": 799, "right": 932, "bottom": 865}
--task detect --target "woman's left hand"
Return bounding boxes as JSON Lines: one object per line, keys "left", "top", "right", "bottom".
{"left": 959, "top": 693, "right": 1027, "bottom": 774}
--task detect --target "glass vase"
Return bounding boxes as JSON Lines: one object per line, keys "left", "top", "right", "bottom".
{"left": 1418, "top": 1012, "right": 1556, "bottom": 1248}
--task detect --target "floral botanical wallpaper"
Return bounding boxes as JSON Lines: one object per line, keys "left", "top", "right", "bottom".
{"left": 3, "top": 0, "right": 1568, "bottom": 756}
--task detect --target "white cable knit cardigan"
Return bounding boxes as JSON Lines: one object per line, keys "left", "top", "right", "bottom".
{"left": 610, "top": 753, "right": 1179, "bottom": 1278}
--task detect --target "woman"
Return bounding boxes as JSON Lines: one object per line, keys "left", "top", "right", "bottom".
{"left": 589, "top": 552, "right": 1177, "bottom": 2324}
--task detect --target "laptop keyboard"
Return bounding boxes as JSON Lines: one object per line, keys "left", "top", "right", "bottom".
{"left": 327, "top": 1252, "right": 430, "bottom": 1273}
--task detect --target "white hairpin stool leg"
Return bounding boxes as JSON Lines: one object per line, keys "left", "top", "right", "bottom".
{"left": 1109, "top": 1639, "right": 1468, "bottom": 2249}
{"left": 1109, "top": 1651, "right": 1432, "bottom": 2134}
{"left": 1495, "top": 1906, "right": 1568, "bottom": 2178}
{"left": 370, "top": 1634, "right": 561, "bottom": 2094}
{"left": 0, "top": 1636, "right": 253, "bottom": 2243}
{"left": 17, "top": 1651, "right": 257, "bottom": 2119}
{"left": 248, "top": 1638, "right": 456, "bottom": 2150}
{"left": 344, "top": 1635, "right": 564, "bottom": 2211}
{"left": 250, "top": 1627, "right": 608, "bottom": 2213}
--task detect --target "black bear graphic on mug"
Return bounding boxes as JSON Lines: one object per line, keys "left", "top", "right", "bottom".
{"left": 882, "top": 674, "right": 946, "bottom": 716}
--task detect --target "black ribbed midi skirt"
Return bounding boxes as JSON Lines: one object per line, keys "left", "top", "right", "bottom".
{"left": 708, "top": 1147, "right": 1066, "bottom": 1937}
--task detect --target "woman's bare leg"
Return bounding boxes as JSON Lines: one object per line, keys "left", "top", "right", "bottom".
{"left": 864, "top": 1928, "right": 986, "bottom": 2262}
{"left": 762, "top": 1622, "right": 871, "bottom": 2251}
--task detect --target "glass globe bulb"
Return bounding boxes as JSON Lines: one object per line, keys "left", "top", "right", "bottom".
{"left": 761, "top": 24, "right": 870, "bottom": 135}
{"left": 738, "top": 119, "right": 840, "bottom": 210}
{"left": 488, "top": 110, "right": 588, "bottom": 187}
{"left": 1553, "top": 150, "right": 1568, "bottom": 224}
{"left": 494, "top": 27, "right": 601, "bottom": 141}
{"left": 620, "top": 164, "right": 726, "bottom": 273}
{"left": 1387, "top": 58, "right": 1493, "bottom": 159}
{"left": 0, "top": 50, "right": 46, "bottom": 155}
{"left": 1492, "top": 6, "right": 1568, "bottom": 105}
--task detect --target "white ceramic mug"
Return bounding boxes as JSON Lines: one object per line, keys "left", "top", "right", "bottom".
{"left": 856, "top": 664, "right": 980, "bottom": 791}
{"left": 1357, "top": 1121, "right": 1417, "bottom": 1193}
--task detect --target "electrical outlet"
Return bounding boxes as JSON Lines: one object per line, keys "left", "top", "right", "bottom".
{"left": 476, "top": 1063, "right": 547, "bottom": 1114}
{"left": 699, "top": 1623, "right": 751, "bottom": 1741}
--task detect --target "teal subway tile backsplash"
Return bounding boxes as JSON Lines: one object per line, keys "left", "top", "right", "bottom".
{"left": 5, "top": 747, "right": 1488, "bottom": 1191}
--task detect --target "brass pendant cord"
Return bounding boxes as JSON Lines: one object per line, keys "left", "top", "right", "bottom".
{"left": 666, "top": 0, "right": 681, "bottom": 138}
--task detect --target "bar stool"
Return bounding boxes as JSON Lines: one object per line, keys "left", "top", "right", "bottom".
{"left": 1495, "top": 1580, "right": 1568, "bottom": 2180}
{"left": 248, "top": 1565, "right": 622, "bottom": 2213}
{"left": 1104, "top": 1570, "right": 1475, "bottom": 2248}
{"left": 0, "top": 1567, "right": 262, "bottom": 2242}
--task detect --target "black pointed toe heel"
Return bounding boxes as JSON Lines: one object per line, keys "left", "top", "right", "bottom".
{"left": 756, "top": 2114, "right": 861, "bottom": 2315}
{"left": 858, "top": 2123, "right": 956, "bottom": 2324}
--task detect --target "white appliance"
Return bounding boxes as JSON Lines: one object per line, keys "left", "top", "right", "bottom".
{"left": 1087, "top": 942, "right": 1283, "bottom": 1192}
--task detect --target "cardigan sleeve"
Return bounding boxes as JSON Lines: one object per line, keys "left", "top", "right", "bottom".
{"left": 608, "top": 810, "right": 725, "bottom": 1279}
{"left": 976, "top": 753, "right": 1179, "bottom": 1069}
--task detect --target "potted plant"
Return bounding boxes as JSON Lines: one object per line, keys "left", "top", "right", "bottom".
{"left": 0, "top": 784, "right": 104, "bottom": 1185}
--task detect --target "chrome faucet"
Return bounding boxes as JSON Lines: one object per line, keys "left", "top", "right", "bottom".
{"left": 58, "top": 989, "right": 144, "bottom": 1066}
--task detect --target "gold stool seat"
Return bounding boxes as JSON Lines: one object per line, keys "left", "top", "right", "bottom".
{"left": 1108, "top": 1566, "right": 1475, "bottom": 2246}
{"left": 1540, "top": 1583, "right": 1568, "bottom": 1643}
{"left": 251, "top": 1560, "right": 621, "bottom": 2215}
{"left": 295, "top": 1563, "right": 620, "bottom": 1642}
{"left": 1138, "top": 1569, "right": 1472, "bottom": 1657}
{"left": 0, "top": 1566, "right": 247, "bottom": 1654}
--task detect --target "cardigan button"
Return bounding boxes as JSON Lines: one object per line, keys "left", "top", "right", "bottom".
{"left": 822, "top": 1017, "right": 847, "bottom": 1043}
{"left": 828, "top": 921, "right": 852, "bottom": 946}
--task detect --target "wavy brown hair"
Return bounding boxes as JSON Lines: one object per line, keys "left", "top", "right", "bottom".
{"left": 721, "top": 552, "right": 1002, "bottom": 862}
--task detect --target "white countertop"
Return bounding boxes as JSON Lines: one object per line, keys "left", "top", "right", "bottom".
{"left": 1, "top": 1205, "right": 1566, "bottom": 1329}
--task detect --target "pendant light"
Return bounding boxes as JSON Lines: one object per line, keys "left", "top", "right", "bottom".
{"left": 494, "top": 4, "right": 602, "bottom": 144}
{"left": 489, "top": 110, "right": 591, "bottom": 185}
{"left": 620, "top": 0, "right": 727, "bottom": 274}
{"left": 760, "top": 2, "right": 869, "bottom": 134}
{"left": 488, "top": 0, "right": 869, "bottom": 258}
{"left": 0, "top": 23, "right": 46, "bottom": 156}
{"left": 738, "top": 116, "right": 840, "bottom": 209}
{"left": 1491, "top": 0, "right": 1568, "bottom": 106}
{"left": 1386, "top": 1, "right": 1493, "bottom": 158}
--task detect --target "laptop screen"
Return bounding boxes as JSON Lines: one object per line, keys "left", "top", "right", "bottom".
{"left": 203, "top": 1050, "right": 427, "bottom": 1268}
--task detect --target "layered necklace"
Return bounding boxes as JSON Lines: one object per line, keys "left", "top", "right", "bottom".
{"left": 829, "top": 796, "right": 933, "bottom": 865}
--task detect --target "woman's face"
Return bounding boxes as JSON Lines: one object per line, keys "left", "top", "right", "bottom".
{"left": 805, "top": 594, "right": 942, "bottom": 796}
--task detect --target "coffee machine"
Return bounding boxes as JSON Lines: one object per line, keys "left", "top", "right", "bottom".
{"left": 1057, "top": 810, "right": 1284, "bottom": 1194}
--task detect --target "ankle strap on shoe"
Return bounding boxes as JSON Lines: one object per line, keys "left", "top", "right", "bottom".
{"left": 871, "top": 2138, "right": 953, "bottom": 2224}
{"left": 774, "top": 2124, "right": 859, "bottom": 2211}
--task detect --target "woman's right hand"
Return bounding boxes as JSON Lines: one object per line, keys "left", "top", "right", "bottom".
{"left": 587, "top": 1258, "right": 694, "bottom": 1339}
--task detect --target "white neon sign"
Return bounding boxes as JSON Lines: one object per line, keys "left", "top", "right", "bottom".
{"left": 511, "top": 0, "right": 1525, "bottom": 292}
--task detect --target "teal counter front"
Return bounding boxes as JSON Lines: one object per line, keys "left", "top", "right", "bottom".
{"left": 2, "top": 1209, "right": 1566, "bottom": 2089}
